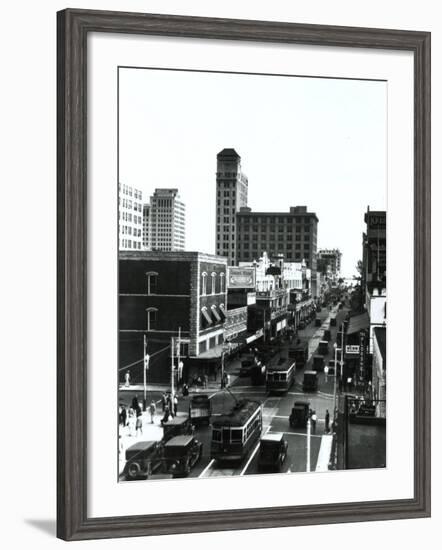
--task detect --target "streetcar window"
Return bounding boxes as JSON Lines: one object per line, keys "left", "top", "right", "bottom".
{"left": 231, "top": 429, "right": 243, "bottom": 442}
{"left": 212, "top": 429, "right": 221, "bottom": 442}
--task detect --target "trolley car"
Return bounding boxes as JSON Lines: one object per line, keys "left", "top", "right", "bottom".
{"left": 211, "top": 400, "right": 262, "bottom": 462}
{"left": 266, "top": 357, "right": 296, "bottom": 394}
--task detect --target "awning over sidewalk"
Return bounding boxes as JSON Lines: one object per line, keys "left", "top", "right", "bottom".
{"left": 228, "top": 328, "right": 263, "bottom": 346}
{"left": 347, "top": 312, "right": 370, "bottom": 335}
{"left": 201, "top": 307, "right": 213, "bottom": 325}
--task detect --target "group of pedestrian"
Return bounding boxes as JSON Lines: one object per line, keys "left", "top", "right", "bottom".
{"left": 308, "top": 408, "right": 331, "bottom": 435}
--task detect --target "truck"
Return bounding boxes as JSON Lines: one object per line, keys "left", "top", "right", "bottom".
{"left": 189, "top": 394, "right": 211, "bottom": 425}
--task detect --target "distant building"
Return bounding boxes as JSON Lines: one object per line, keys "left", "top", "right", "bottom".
{"left": 317, "top": 248, "right": 342, "bottom": 277}
{"left": 149, "top": 188, "right": 186, "bottom": 251}
{"left": 118, "top": 183, "right": 143, "bottom": 251}
{"left": 142, "top": 203, "right": 150, "bottom": 250}
{"left": 235, "top": 206, "right": 318, "bottom": 296}
{"left": 215, "top": 148, "right": 248, "bottom": 266}
{"left": 119, "top": 251, "right": 227, "bottom": 383}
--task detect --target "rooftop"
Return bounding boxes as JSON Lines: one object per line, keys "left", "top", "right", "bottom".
{"left": 217, "top": 148, "right": 240, "bottom": 159}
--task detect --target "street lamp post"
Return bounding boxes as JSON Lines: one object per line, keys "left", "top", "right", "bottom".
{"left": 306, "top": 417, "right": 311, "bottom": 473}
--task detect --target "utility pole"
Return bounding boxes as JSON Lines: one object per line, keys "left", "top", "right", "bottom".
{"left": 143, "top": 334, "right": 147, "bottom": 411}
{"left": 333, "top": 342, "right": 338, "bottom": 413}
{"left": 177, "top": 326, "right": 181, "bottom": 388}
{"left": 306, "top": 417, "right": 311, "bottom": 473}
{"left": 170, "top": 336, "right": 175, "bottom": 399}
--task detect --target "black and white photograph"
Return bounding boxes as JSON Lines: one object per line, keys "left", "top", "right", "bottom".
{"left": 118, "top": 67, "right": 387, "bottom": 481}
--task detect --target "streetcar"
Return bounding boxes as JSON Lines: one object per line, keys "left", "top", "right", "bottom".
{"left": 266, "top": 357, "right": 296, "bottom": 394}
{"left": 211, "top": 400, "right": 262, "bottom": 462}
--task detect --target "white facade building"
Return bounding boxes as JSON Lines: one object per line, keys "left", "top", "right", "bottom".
{"left": 118, "top": 183, "right": 143, "bottom": 251}
{"left": 149, "top": 188, "right": 186, "bottom": 251}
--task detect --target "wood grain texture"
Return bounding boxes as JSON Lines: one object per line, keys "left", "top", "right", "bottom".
{"left": 56, "top": 8, "right": 431, "bottom": 541}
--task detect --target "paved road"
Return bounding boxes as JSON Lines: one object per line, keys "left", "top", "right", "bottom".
{"left": 119, "top": 304, "right": 348, "bottom": 481}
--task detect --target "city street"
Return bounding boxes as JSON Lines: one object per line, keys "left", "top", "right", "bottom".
{"left": 119, "top": 304, "right": 349, "bottom": 480}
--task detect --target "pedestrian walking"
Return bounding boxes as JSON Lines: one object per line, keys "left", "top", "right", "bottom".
{"left": 124, "top": 370, "right": 131, "bottom": 387}
{"left": 226, "top": 373, "right": 231, "bottom": 388}
{"left": 325, "top": 409, "right": 330, "bottom": 433}
{"left": 127, "top": 407, "right": 136, "bottom": 436}
{"left": 149, "top": 400, "right": 156, "bottom": 424}
{"left": 161, "top": 405, "right": 170, "bottom": 426}
{"left": 311, "top": 411, "right": 317, "bottom": 434}
{"left": 182, "top": 383, "right": 189, "bottom": 397}
{"left": 203, "top": 373, "right": 209, "bottom": 388}
{"left": 161, "top": 392, "right": 167, "bottom": 412}
{"left": 173, "top": 394, "right": 178, "bottom": 416}
{"left": 135, "top": 414, "right": 143, "bottom": 437}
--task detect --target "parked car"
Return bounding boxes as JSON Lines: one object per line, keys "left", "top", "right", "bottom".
{"left": 162, "top": 416, "right": 193, "bottom": 442}
{"left": 162, "top": 435, "right": 203, "bottom": 477}
{"left": 318, "top": 340, "right": 329, "bottom": 356}
{"left": 323, "top": 329, "right": 331, "bottom": 342}
{"left": 123, "top": 440, "right": 162, "bottom": 480}
{"left": 312, "top": 354, "right": 325, "bottom": 372}
{"left": 289, "top": 400, "right": 310, "bottom": 428}
{"left": 257, "top": 433, "right": 288, "bottom": 472}
{"left": 302, "top": 370, "right": 318, "bottom": 392}
{"left": 315, "top": 318, "right": 322, "bottom": 327}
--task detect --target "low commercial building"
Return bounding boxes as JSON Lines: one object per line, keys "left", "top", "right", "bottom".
{"left": 119, "top": 250, "right": 227, "bottom": 383}
{"left": 372, "top": 327, "right": 386, "bottom": 418}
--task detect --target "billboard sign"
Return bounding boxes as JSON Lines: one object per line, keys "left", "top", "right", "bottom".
{"left": 227, "top": 267, "right": 256, "bottom": 289}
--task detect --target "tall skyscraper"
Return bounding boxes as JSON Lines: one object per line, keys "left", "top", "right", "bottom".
{"left": 149, "top": 188, "right": 186, "bottom": 251}
{"left": 317, "top": 249, "right": 342, "bottom": 277}
{"left": 118, "top": 183, "right": 143, "bottom": 251}
{"left": 215, "top": 148, "right": 248, "bottom": 266}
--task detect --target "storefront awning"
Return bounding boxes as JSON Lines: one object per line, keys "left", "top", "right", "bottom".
{"left": 228, "top": 329, "right": 263, "bottom": 346}
{"left": 347, "top": 312, "right": 369, "bottom": 335}
{"left": 211, "top": 306, "right": 222, "bottom": 322}
{"left": 201, "top": 307, "right": 213, "bottom": 325}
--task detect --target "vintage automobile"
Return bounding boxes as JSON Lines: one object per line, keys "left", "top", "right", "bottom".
{"left": 330, "top": 316, "right": 337, "bottom": 326}
{"left": 323, "top": 329, "right": 331, "bottom": 342}
{"left": 289, "top": 400, "right": 310, "bottom": 428}
{"left": 189, "top": 394, "right": 212, "bottom": 426}
{"left": 315, "top": 318, "right": 322, "bottom": 327}
{"left": 298, "top": 320, "right": 306, "bottom": 330}
{"left": 162, "top": 435, "right": 203, "bottom": 477}
{"left": 318, "top": 340, "right": 329, "bottom": 356}
{"left": 302, "top": 370, "right": 318, "bottom": 392}
{"left": 312, "top": 354, "right": 325, "bottom": 372}
{"left": 288, "top": 341, "right": 309, "bottom": 368}
{"left": 122, "top": 440, "right": 162, "bottom": 480}
{"left": 162, "top": 415, "right": 193, "bottom": 442}
{"left": 239, "top": 354, "right": 255, "bottom": 376}
{"left": 257, "top": 433, "right": 288, "bottom": 472}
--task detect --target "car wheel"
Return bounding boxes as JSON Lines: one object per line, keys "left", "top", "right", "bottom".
{"left": 127, "top": 462, "right": 141, "bottom": 479}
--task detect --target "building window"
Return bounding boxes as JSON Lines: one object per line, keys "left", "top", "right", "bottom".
{"left": 146, "top": 271, "right": 158, "bottom": 294}
{"left": 220, "top": 272, "right": 225, "bottom": 293}
{"left": 146, "top": 308, "right": 158, "bottom": 331}
{"left": 201, "top": 272, "right": 208, "bottom": 295}
{"left": 211, "top": 272, "right": 217, "bottom": 294}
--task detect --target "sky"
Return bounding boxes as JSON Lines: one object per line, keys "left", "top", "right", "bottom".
{"left": 119, "top": 67, "right": 387, "bottom": 278}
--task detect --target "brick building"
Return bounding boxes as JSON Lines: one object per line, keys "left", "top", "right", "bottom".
{"left": 119, "top": 251, "right": 227, "bottom": 383}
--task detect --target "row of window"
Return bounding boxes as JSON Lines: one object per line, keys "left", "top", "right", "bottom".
{"left": 119, "top": 183, "right": 142, "bottom": 199}
{"left": 201, "top": 271, "right": 225, "bottom": 295}
{"left": 120, "top": 226, "right": 142, "bottom": 237}
{"left": 119, "top": 239, "right": 142, "bottom": 249}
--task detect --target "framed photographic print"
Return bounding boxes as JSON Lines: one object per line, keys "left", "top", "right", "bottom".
{"left": 57, "top": 8, "right": 431, "bottom": 541}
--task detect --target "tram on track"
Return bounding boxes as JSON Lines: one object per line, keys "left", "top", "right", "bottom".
{"left": 266, "top": 357, "right": 296, "bottom": 394}
{"left": 211, "top": 400, "right": 262, "bottom": 462}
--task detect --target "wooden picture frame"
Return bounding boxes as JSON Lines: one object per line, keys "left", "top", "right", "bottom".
{"left": 57, "top": 8, "right": 431, "bottom": 541}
